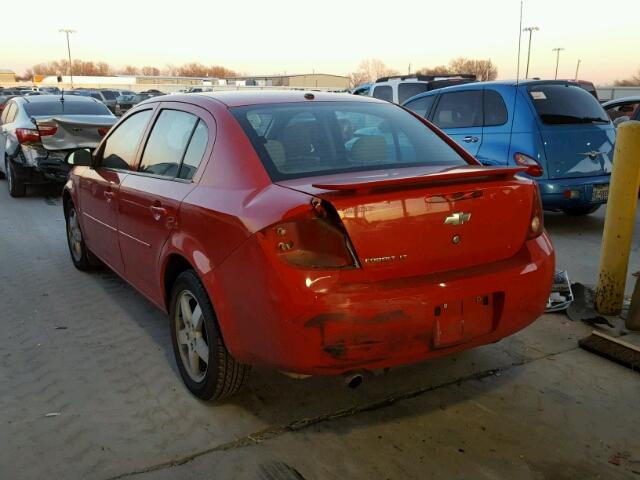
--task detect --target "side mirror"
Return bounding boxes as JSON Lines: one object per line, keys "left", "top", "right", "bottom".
{"left": 65, "top": 148, "right": 93, "bottom": 167}
{"left": 613, "top": 116, "right": 630, "bottom": 128}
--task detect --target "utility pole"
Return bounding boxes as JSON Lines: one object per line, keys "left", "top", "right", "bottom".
{"left": 574, "top": 59, "right": 581, "bottom": 80}
{"left": 522, "top": 26, "right": 539, "bottom": 79}
{"left": 552, "top": 47, "right": 565, "bottom": 80}
{"left": 408, "top": 63, "right": 411, "bottom": 75}
{"left": 59, "top": 29, "right": 76, "bottom": 88}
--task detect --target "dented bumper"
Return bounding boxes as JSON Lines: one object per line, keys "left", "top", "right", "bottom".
{"left": 209, "top": 233, "right": 555, "bottom": 375}
{"left": 15, "top": 146, "right": 70, "bottom": 182}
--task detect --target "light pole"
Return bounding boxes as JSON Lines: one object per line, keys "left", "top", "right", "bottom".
{"left": 522, "top": 26, "right": 539, "bottom": 79}
{"left": 574, "top": 58, "right": 581, "bottom": 81}
{"left": 552, "top": 47, "right": 565, "bottom": 80}
{"left": 59, "top": 29, "right": 76, "bottom": 88}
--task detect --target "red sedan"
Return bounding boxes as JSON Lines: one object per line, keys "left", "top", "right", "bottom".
{"left": 62, "top": 91, "right": 554, "bottom": 401}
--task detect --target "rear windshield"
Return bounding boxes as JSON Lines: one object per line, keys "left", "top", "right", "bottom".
{"left": 24, "top": 99, "right": 112, "bottom": 116}
{"left": 527, "top": 84, "right": 609, "bottom": 125}
{"left": 232, "top": 101, "right": 467, "bottom": 181}
{"left": 101, "top": 91, "right": 117, "bottom": 100}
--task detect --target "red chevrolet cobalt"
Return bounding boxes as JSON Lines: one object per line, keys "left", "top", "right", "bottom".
{"left": 62, "top": 91, "right": 554, "bottom": 401}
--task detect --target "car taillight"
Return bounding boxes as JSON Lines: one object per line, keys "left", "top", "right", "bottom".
{"left": 527, "top": 184, "right": 544, "bottom": 240}
{"left": 514, "top": 152, "right": 544, "bottom": 177}
{"left": 38, "top": 125, "right": 58, "bottom": 137}
{"left": 259, "top": 198, "right": 358, "bottom": 269}
{"left": 98, "top": 127, "right": 109, "bottom": 137}
{"left": 15, "top": 128, "right": 41, "bottom": 145}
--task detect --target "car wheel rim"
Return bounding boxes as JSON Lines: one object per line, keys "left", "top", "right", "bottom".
{"left": 175, "top": 290, "right": 209, "bottom": 383}
{"left": 67, "top": 208, "right": 83, "bottom": 262}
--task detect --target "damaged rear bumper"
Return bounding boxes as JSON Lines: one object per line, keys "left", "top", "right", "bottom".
{"left": 12, "top": 146, "right": 71, "bottom": 183}
{"left": 209, "top": 234, "right": 555, "bottom": 375}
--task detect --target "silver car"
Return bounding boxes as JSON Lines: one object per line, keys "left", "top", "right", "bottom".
{"left": 0, "top": 94, "right": 117, "bottom": 197}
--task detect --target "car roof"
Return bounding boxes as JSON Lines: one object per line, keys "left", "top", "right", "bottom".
{"left": 602, "top": 96, "right": 640, "bottom": 106}
{"left": 154, "top": 90, "right": 386, "bottom": 108}
{"left": 17, "top": 94, "right": 102, "bottom": 104}
{"left": 400, "top": 79, "right": 589, "bottom": 105}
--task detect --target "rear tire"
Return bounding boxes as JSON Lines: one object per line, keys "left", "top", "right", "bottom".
{"left": 6, "top": 158, "right": 26, "bottom": 198}
{"left": 169, "top": 270, "right": 250, "bottom": 401}
{"left": 562, "top": 205, "right": 600, "bottom": 216}
{"left": 64, "top": 200, "right": 102, "bottom": 270}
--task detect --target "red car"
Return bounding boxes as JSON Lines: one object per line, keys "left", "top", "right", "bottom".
{"left": 62, "top": 91, "right": 554, "bottom": 401}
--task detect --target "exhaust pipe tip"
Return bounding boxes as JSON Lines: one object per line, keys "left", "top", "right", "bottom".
{"left": 344, "top": 372, "right": 364, "bottom": 389}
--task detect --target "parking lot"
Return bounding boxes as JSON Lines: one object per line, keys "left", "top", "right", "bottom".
{"left": 0, "top": 182, "right": 638, "bottom": 480}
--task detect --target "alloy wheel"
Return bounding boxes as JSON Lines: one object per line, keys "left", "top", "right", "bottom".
{"left": 67, "top": 208, "right": 83, "bottom": 262}
{"left": 175, "top": 290, "right": 209, "bottom": 382}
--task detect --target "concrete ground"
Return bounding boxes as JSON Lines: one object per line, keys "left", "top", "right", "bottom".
{"left": 0, "top": 183, "right": 638, "bottom": 480}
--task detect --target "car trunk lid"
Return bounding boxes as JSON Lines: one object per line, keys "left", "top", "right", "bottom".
{"left": 33, "top": 115, "right": 117, "bottom": 151}
{"left": 277, "top": 165, "right": 534, "bottom": 277}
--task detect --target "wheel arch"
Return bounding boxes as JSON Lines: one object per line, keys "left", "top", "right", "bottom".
{"left": 162, "top": 253, "right": 198, "bottom": 310}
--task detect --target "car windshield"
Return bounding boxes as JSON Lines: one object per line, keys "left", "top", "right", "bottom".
{"left": 24, "top": 99, "right": 112, "bottom": 116}
{"left": 527, "top": 84, "right": 609, "bottom": 125}
{"left": 232, "top": 101, "right": 466, "bottom": 181}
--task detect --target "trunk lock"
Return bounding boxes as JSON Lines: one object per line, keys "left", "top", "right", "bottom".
{"left": 452, "top": 235, "right": 461, "bottom": 245}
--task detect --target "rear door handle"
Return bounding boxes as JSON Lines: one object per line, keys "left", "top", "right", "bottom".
{"left": 463, "top": 136, "right": 479, "bottom": 143}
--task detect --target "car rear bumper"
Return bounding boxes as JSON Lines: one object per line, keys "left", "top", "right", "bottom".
{"left": 538, "top": 174, "right": 610, "bottom": 210}
{"left": 208, "top": 234, "right": 555, "bottom": 375}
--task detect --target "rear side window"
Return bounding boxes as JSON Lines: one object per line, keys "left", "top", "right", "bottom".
{"left": 403, "top": 95, "right": 436, "bottom": 118}
{"left": 179, "top": 120, "right": 208, "bottom": 180}
{"left": 398, "top": 83, "right": 429, "bottom": 104}
{"left": 1, "top": 102, "right": 17, "bottom": 123}
{"left": 102, "top": 110, "right": 153, "bottom": 170}
{"left": 372, "top": 85, "right": 393, "bottom": 102}
{"left": 527, "top": 84, "right": 609, "bottom": 125}
{"left": 24, "top": 100, "right": 111, "bottom": 116}
{"left": 139, "top": 110, "right": 198, "bottom": 178}
{"left": 432, "top": 91, "right": 483, "bottom": 128}
{"left": 231, "top": 101, "right": 466, "bottom": 181}
{"left": 483, "top": 90, "right": 508, "bottom": 126}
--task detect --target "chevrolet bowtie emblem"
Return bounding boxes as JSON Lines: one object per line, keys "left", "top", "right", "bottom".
{"left": 444, "top": 212, "right": 471, "bottom": 226}
{"left": 578, "top": 151, "right": 604, "bottom": 160}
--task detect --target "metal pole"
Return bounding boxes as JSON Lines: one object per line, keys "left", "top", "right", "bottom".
{"left": 522, "top": 27, "right": 539, "bottom": 79}
{"left": 59, "top": 29, "right": 76, "bottom": 89}
{"left": 574, "top": 59, "right": 581, "bottom": 80}
{"left": 595, "top": 121, "right": 640, "bottom": 315}
{"left": 552, "top": 47, "right": 564, "bottom": 80}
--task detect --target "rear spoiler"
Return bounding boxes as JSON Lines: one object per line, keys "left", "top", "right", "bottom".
{"left": 312, "top": 166, "right": 527, "bottom": 191}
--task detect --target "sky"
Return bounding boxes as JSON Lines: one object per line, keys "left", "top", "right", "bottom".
{"left": 1, "top": 0, "right": 638, "bottom": 85}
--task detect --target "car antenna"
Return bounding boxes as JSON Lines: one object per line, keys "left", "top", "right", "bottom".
{"left": 509, "top": 1, "right": 524, "bottom": 152}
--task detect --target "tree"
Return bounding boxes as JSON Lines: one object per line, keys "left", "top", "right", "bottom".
{"left": 417, "top": 58, "right": 498, "bottom": 81}
{"left": 141, "top": 66, "right": 160, "bottom": 76}
{"left": 349, "top": 59, "right": 401, "bottom": 87}
{"left": 614, "top": 69, "right": 640, "bottom": 86}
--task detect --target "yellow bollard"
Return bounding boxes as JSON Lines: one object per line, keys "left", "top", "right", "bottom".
{"left": 595, "top": 121, "right": 640, "bottom": 315}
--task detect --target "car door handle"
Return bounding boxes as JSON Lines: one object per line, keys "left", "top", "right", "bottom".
{"left": 150, "top": 205, "right": 168, "bottom": 220}
{"left": 463, "top": 136, "right": 479, "bottom": 143}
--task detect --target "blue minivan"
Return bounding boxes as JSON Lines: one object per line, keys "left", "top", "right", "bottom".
{"left": 402, "top": 80, "right": 615, "bottom": 215}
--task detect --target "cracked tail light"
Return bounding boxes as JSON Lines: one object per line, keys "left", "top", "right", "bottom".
{"left": 16, "top": 128, "right": 41, "bottom": 145}
{"left": 98, "top": 127, "right": 109, "bottom": 137}
{"left": 260, "top": 198, "right": 359, "bottom": 269}
{"left": 527, "top": 184, "right": 544, "bottom": 240}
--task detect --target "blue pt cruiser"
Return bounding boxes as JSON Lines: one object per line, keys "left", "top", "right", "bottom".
{"left": 403, "top": 80, "right": 615, "bottom": 215}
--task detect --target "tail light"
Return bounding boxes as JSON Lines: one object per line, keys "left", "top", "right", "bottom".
{"left": 259, "top": 198, "right": 358, "bottom": 269}
{"left": 39, "top": 125, "right": 58, "bottom": 137}
{"left": 16, "top": 128, "right": 41, "bottom": 145}
{"left": 527, "top": 185, "right": 544, "bottom": 240}
{"left": 98, "top": 127, "right": 109, "bottom": 137}
{"left": 514, "top": 152, "right": 544, "bottom": 177}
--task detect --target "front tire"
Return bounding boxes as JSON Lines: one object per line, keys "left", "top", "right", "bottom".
{"left": 169, "top": 270, "right": 250, "bottom": 401}
{"left": 562, "top": 205, "right": 600, "bottom": 216}
{"left": 6, "top": 158, "right": 26, "bottom": 197}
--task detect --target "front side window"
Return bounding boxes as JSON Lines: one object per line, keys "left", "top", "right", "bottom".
{"left": 139, "top": 110, "right": 198, "bottom": 178}
{"left": 527, "top": 84, "right": 609, "bottom": 125}
{"left": 232, "top": 101, "right": 467, "bottom": 181}
{"left": 101, "top": 109, "right": 153, "bottom": 170}
{"left": 372, "top": 85, "right": 393, "bottom": 102}
{"left": 432, "top": 91, "right": 483, "bottom": 129}
{"left": 398, "top": 82, "right": 429, "bottom": 105}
